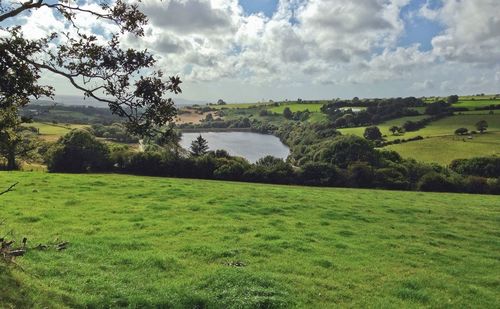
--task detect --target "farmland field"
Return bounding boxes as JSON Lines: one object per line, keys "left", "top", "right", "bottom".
{"left": 24, "top": 122, "right": 89, "bottom": 141}
{"left": 452, "top": 99, "right": 500, "bottom": 110}
{"left": 268, "top": 103, "right": 325, "bottom": 113}
{"left": 339, "top": 115, "right": 430, "bottom": 139}
{"left": 1, "top": 172, "right": 499, "bottom": 307}
{"left": 340, "top": 114, "right": 500, "bottom": 165}
{"left": 341, "top": 114, "right": 500, "bottom": 140}
{"left": 387, "top": 132, "right": 500, "bottom": 165}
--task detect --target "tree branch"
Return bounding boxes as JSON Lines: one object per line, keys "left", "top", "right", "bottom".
{"left": 0, "top": 0, "right": 44, "bottom": 22}
{"left": 0, "top": 182, "right": 18, "bottom": 196}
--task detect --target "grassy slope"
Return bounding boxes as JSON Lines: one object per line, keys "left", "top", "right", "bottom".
{"left": 452, "top": 99, "right": 500, "bottom": 109}
{"left": 340, "top": 114, "right": 500, "bottom": 165}
{"left": 1, "top": 172, "right": 499, "bottom": 308}
{"left": 386, "top": 133, "right": 500, "bottom": 165}
{"left": 24, "top": 122, "right": 89, "bottom": 142}
{"left": 268, "top": 103, "right": 324, "bottom": 113}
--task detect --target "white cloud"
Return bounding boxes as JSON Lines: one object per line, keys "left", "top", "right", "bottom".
{"left": 3, "top": 0, "right": 500, "bottom": 101}
{"left": 424, "top": 0, "right": 500, "bottom": 64}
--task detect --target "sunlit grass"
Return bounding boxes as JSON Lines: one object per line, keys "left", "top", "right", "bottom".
{"left": 1, "top": 172, "right": 499, "bottom": 307}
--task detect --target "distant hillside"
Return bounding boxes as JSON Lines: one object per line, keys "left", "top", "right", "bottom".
{"left": 31, "top": 95, "right": 203, "bottom": 108}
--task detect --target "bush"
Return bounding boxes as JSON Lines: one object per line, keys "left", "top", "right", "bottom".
{"left": 46, "top": 130, "right": 111, "bottom": 173}
{"left": 313, "top": 135, "right": 377, "bottom": 168}
{"left": 374, "top": 168, "right": 410, "bottom": 190}
{"left": 347, "top": 162, "right": 374, "bottom": 188}
{"left": 450, "top": 157, "right": 500, "bottom": 178}
{"left": 417, "top": 172, "right": 462, "bottom": 192}
{"left": 454, "top": 128, "right": 469, "bottom": 135}
{"left": 299, "top": 162, "right": 343, "bottom": 186}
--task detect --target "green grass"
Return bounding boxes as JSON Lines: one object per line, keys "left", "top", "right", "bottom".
{"left": 387, "top": 132, "right": 500, "bottom": 165}
{"left": 1, "top": 172, "right": 499, "bottom": 307}
{"left": 453, "top": 99, "right": 500, "bottom": 110}
{"left": 340, "top": 114, "right": 500, "bottom": 140}
{"left": 268, "top": 103, "right": 324, "bottom": 113}
{"left": 211, "top": 103, "right": 269, "bottom": 109}
{"left": 24, "top": 122, "right": 89, "bottom": 141}
{"left": 340, "top": 114, "right": 500, "bottom": 165}
{"left": 339, "top": 115, "right": 429, "bottom": 140}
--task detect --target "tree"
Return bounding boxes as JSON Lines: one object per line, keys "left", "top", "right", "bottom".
{"left": 334, "top": 117, "right": 347, "bottom": 128}
{"left": 454, "top": 128, "right": 469, "bottom": 135}
{"left": 0, "top": 0, "right": 181, "bottom": 139}
{"left": 447, "top": 95, "right": 459, "bottom": 104}
{"left": 389, "top": 126, "right": 400, "bottom": 135}
{"left": 314, "top": 135, "right": 376, "bottom": 168}
{"left": 475, "top": 120, "right": 488, "bottom": 133}
{"left": 46, "top": 130, "right": 111, "bottom": 172}
{"left": 217, "top": 99, "right": 226, "bottom": 105}
{"left": 205, "top": 113, "right": 214, "bottom": 122}
{"left": 363, "top": 126, "right": 383, "bottom": 141}
{"left": 425, "top": 100, "right": 450, "bottom": 115}
{"left": 190, "top": 135, "right": 209, "bottom": 156}
{"left": 283, "top": 107, "right": 293, "bottom": 119}
{"left": 0, "top": 106, "right": 39, "bottom": 170}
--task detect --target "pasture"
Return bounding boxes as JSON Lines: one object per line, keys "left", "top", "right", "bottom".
{"left": 341, "top": 114, "right": 500, "bottom": 140}
{"left": 1, "top": 172, "right": 499, "bottom": 307}
{"left": 387, "top": 132, "right": 500, "bottom": 165}
{"left": 452, "top": 99, "right": 500, "bottom": 110}
{"left": 24, "top": 122, "right": 89, "bottom": 141}
{"left": 268, "top": 103, "right": 324, "bottom": 113}
{"left": 340, "top": 114, "right": 500, "bottom": 165}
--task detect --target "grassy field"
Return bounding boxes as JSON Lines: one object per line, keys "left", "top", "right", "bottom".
{"left": 1, "top": 172, "right": 499, "bottom": 307}
{"left": 268, "top": 103, "right": 324, "bottom": 113}
{"left": 25, "top": 122, "right": 89, "bottom": 141}
{"left": 341, "top": 114, "right": 500, "bottom": 140}
{"left": 339, "top": 115, "right": 429, "bottom": 139}
{"left": 387, "top": 132, "right": 500, "bottom": 165}
{"left": 340, "top": 114, "right": 500, "bottom": 165}
{"left": 211, "top": 103, "right": 269, "bottom": 109}
{"left": 453, "top": 99, "right": 500, "bottom": 110}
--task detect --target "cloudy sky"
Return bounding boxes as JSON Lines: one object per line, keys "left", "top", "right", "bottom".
{"left": 11, "top": 0, "right": 500, "bottom": 103}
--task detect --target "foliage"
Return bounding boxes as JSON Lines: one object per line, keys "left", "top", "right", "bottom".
{"left": 283, "top": 107, "right": 293, "bottom": 119}
{"left": 363, "top": 126, "right": 383, "bottom": 141}
{"left": 45, "top": 129, "right": 111, "bottom": 172}
{"left": 447, "top": 95, "right": 459, "bottom": 104}
{"left": 0, "top": 106, "right": 40, "bottom": 170}
{"left": 454, "top": 127, "right": 469, "bottom": 135}
{"left": 190, "top": 135, "right": 209, "bottom": 156}
{"left": 425, "top": 100, "right": 451, "bottom": 115}
{"left": 91, "top": 123, "right": 139, "bottom": 143}
{"left": 0, "top": 0, "right": 181, "bottom": 138}
{"left": 475, "top": 120, "right": 488, "bottom": 133}
{"left": 321, "top": 97, "right": 422, "bottom": 128}
{"left": 450, "top": 157, "right": 500, "bottom": 178}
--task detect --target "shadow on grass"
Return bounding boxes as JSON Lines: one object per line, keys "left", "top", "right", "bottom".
{"left": 0, "top": 263, "right": 74, "bottom": 308}
{"left": 0, "top": 264, "right": 37, "bottom": 308}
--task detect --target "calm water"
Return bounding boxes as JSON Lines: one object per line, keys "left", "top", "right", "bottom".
{"left": 180, "top": 132, "right": 290, "bottom": 162}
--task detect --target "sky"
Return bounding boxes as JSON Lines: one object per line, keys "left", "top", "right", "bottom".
{"left": 5, "top": 0, "right": 500, "bottom": 103}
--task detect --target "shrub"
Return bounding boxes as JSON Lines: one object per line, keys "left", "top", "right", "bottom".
{"left": 417, "top": 172, "right": 462, "bottom": 192}
{"left": 454, "top": 128, "right": 469, "bottom": 135}
{"left": 46, "top": 130, "right": 111, "bottom": 173}
{"left": 450, "top": 157, "right": 500, "bottom": 178}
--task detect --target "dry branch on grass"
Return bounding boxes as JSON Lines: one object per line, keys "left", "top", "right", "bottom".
{"left": 0, "top": 182, "right": 18, "bottom": 196}
{"left": 1, "top": 182, "right": 68, "bottom": 268}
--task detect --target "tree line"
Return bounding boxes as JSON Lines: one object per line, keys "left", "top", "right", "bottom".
{"left": 41, "top": 129, "right": 500, "bottom": 195}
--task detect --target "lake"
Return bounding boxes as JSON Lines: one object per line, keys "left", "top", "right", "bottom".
{"left": 180, "top": 131, "right": 290, "bottom": 162}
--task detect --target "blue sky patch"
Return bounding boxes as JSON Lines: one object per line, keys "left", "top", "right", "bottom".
{"left": 239, "top": 0, "right": 279, "bottom": 17}
{"left": 399, "top": 0, "right": 444, "bottom": 51}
